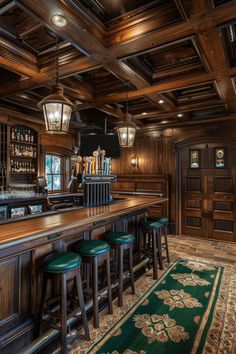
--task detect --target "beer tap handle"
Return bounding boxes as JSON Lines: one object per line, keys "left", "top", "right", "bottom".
{"left": 88, "top": 156, "right": 93, "bottom": 174}
{"left": 100, "top": 149, "right": 106, "bottom": 175}
{"left": 93, "top": 151, "right": 99, "bottom": 174}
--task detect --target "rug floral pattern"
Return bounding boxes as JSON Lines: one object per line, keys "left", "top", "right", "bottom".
{"left": 155, "top": 289, "right": 202, "bottom": 310}
{"left": 170, "top": 273, "right": 211, "bottom": 287}
{"left": 133, "top": 313, "right": 189, "bottom": 343}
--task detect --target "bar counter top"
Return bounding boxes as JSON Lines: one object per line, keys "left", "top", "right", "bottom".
{"left": 0, "top": 196, "right": 168, "bottom": 253}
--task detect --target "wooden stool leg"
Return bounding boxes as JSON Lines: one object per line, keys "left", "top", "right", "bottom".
{"left": 38, "top": 272, "right": 48, "bottom": 335}
{"left": 93, "top": 257, "right": 99, "bottom": 328}
{"left": 157, "top": 230, "right": 164, "bottom": 270}
{"left": 164, "top": 230, "right": 170, "bottom": 263}
{"left": 60, "top": 273, "right": 68, "bottom": 354}
{"left": 129, "top": 244, "right": 135, "bottom": 294}
{"left": 152, "top": 230, "right": 158, "bottom": 280}
{"left": 118, "top": 245, "right": 124, "bottom": 307}
{"left": 86, "top": 263, "right": 90, "bottom": 293}
{"left": 138, "top": 228, "right": 142, "bottom": 260}
{"left": 105, "top": 252, "right": 113, "bottom": 314}
{"left": 76, "top": 268, "right": 90, "bottom": 340}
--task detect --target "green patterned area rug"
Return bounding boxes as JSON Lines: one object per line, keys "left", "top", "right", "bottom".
{"left": 82, "top": 259, "right": 231, "bottom": 354}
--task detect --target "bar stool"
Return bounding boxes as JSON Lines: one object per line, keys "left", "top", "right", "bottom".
{"left": 140, "top": 219, "right": 170, "bottom": 279}
{"left": 105, "top": 231, "right": 135, "bottom": 307}
{"left": 146, "top": 217, "right": 170, "bottom": 265}
{"left": 39, "top": 252, "right": 90, "bottom": 354}
{"left": 76, "top": 240, "right": 113, "bottom": 328}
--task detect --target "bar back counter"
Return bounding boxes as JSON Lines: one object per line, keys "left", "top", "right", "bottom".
{"left": 0, "top": 195, "right": 167, "bottom": 353}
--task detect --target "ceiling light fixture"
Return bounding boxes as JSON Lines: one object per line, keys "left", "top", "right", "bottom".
{"left": 158, "top": 99, "right": 164, "bottom": 104}
{"left": 51, "top": 14, "right": 67, "bottom": 28}
{"left": 38, "top": 37, "right": 75, "bottom": 134}
{"left": 177, "top": 113, "right": 183, "bottom": 117}
{"left": 115, "top": 82, "right": 137, "bottom": 148}
{"left": 142, "top": 112, "right": 147, "bottom": 115}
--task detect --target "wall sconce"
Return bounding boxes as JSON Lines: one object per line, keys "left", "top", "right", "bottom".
{"left": 131, "top": 154, "right": 138, "bottom": 168}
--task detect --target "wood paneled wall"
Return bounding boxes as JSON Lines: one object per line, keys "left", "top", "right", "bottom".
{"left": 112, "top": 134, "right": 173, "bottom": 176}
{"left": 112, "top": 121, "right": 236, "bottom": 233}
{"left": 112, "top": 133, "right": 176, "bottom": 229}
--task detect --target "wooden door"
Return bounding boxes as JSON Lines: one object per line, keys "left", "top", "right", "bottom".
{"left": 180, "top": 143, "right": 236, "bottom": 241}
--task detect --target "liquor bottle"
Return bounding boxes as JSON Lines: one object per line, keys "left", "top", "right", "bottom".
{"left": 20, "top": 129, "right": 24, "bottom": 141}
{"left": 25, "top": 129, "right": 28, "bottom": 142}
{"left": 11, "top": 128, "right": 15, "bottom": 140}
{"left": 16, "top": 129, "right": 20, "bottom": 141}
{"left": 30, "top": 131, "right": 34, "bottom": 143}
{"left": 15, "top": 145, "right": 19, "bottom": 156}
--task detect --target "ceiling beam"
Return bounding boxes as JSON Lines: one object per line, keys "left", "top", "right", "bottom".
{"left": 0, "top": 57, "right": 99, "bottom": 99}
{"left": 104, "top": 60, "right": 176, "bottom": 113}
{"left": 141, "top": 112, "right": 236, "bottom": 132}
{"left": 108, "top": 1, "right": 236, "bottom": 58}
{"left": 1, "top": 0, "right": 235, "bottom": 104}
{"left": 94, "top": 73, "right": 214, "bottom": 104}
{"left": 133, "top": 101, "right": 226, "bottom": 119}
{"left": 1, "top": 0, "right": 235, "bottom": 131}
{"left": 16, "top": 0, "right": 176, "bottom": 116}
{"left": 0, "top": 57, "right": 36, "bottom": 77}
{"left": 185, "top": 0, "right": 236, "bottom": 112}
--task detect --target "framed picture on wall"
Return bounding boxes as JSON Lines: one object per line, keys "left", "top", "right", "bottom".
{"left": 190, "top": 150, "right": 200, "bottom": 169}
{"left": 215, "top": 148, "right": 226, "bottom": 168}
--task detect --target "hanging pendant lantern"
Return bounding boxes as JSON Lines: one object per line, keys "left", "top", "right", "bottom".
{"left": 115, "top": 82, "right": 137, "bottom": 147}
{"left": 38, "top": 84, "right": 75, "bottom": 134}
{"left": 115, "top": 112, "right": 137, "bottom": 147}
{"left": 38, "top": 38, "right": 75, "bottom": 134}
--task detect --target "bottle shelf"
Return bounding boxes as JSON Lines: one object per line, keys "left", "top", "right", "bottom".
{"left": 10, "top": 155, "right": 37, "bottom": 159}
{"left": 9, "top": 125, "right": 38, "bottom": 185}
{"left": 10, "top": 140, "right": 37, "bottom": 146}
{"left": 10, "top": 172, "right": 37, "bottom": 175}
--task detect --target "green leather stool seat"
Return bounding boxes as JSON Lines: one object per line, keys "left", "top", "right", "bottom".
{"left": 42, "top": 252, "right": 82, "bottom": 273}
{"left": 147, "top": 216, "right": 168, "bottom": 224}
{"left": 105, "top": 231, "right": 135, "bottom": 244}
{"left": 148, "top": 221, "right": 162, "bottom": 230}
{"left": 77, "top": 240, "right": 110, "bottom": 256}
{"left": 157, "top": 217, "right": 168, "bottom": 224}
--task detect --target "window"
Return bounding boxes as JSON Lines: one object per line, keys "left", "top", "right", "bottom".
{"left": 45, "top": 154, "right": 62, "bottom": 191}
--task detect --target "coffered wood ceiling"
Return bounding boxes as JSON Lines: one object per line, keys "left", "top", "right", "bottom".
{"left": 0, "top": 0, "right": 236, "bottom": 133}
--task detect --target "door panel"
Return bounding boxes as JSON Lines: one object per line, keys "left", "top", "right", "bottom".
{"left": 182, "top": 171, "right": 206, "bottom": 237}
{"left": 180, "top": 143, "right": 236, "bottom": 241}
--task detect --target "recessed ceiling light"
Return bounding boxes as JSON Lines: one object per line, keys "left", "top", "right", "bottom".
{"left": 51, "top": 14, "right": 67, "bottom": 28}
{"left": 160, "top": 120, "right": 168, "bottom": 124}
{"left": 177, "top": 113, "right": 183, "bottom": 117}
{"left": 142, "top": 112, "right": 147, "bottom": 115}
{"left": 158, "top": 99, "right": 164, "bottom": 104}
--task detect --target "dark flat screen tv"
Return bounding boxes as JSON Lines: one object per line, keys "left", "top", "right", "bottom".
{"left": 80, "top": 134, "right": 120, "bottom": 158}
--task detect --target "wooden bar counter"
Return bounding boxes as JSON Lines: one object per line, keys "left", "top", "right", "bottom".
{"left": 0, "top": 196, "right": 167, "bottom": 353}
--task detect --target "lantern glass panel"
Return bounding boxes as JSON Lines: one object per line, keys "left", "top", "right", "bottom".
{"left": 62, "top": 104, "right": 72, "bottom": 132}
{"left": 117, "top": 126, "right": 136, "bottom": 147}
